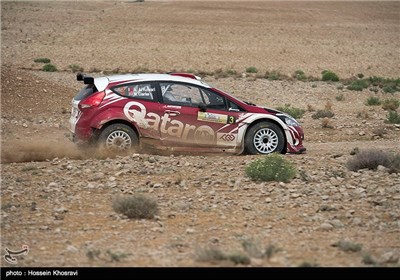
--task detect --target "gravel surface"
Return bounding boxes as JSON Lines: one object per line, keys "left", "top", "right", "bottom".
{"left": 1, "top": 1, "right": 400, "bottom": 267}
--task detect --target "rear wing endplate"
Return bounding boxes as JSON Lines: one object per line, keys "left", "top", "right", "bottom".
{"left": 76, "top": 73, "right": 94, "bottom": 85}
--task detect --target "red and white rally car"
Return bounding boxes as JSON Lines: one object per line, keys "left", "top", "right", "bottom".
{"left": 69, "top": 72, "right": 305, "bottom": 154}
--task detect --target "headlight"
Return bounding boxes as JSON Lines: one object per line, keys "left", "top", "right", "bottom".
{"left": 285, "top": 117, "right": 299, "bottom": 127}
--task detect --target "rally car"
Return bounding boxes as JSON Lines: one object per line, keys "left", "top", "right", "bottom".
{"left": 69, "top": 72, "right": 305, "bottom": 154}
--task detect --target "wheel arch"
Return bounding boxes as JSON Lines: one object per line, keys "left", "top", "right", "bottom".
{"left": 243, "top": 118, "right": 287, "bottom": 154}
{"left": 94, "top": 119, "right": 139, "bottom": 140}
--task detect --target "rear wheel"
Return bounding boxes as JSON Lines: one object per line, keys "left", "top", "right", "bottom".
{"left": 98, "top": 124, "right": 138, "bottom": 151}
{"left": 245, "top": 122, "right": 285, "bottom": 154}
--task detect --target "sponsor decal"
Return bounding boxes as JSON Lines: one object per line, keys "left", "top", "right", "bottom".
{"left": 219, "top": 133, "right": 236, "bottom": 142}
{"left": 124, "top": 101, "right": 218, "bottom": 142}
{"left": 216, "top": 133, "right": 237, "bottom": 146}
{"left": 197, "top": 112, "right": 236, "bottom": 124}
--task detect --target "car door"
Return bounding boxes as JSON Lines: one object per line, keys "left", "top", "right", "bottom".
{"left": 158, "top": 82, "right": 241, "bottom": 148}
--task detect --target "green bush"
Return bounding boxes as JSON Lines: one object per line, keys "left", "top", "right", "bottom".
{"left": 383, "top": 85, "right": 398, "bottom": 93}
{"left": 347, "top": 79, "right": 369, "bottom": 91}
{"left": 293, "top": 70, "right": 307, "bottom": 81}
{"left": 112, "top": 195, "right": 158, "bottom": 219}
{"left": 265, "top": 70, "right": 284, "bottom": 80}
{"left": 276, "top": 104, "right": 305, "bottom": 119}
{"left": 365, "top": 96, "right": 381, "bottom": 106}
{"left": 245, "top": 153, "right": 296, "bottom": 183}
{"left": 226, "top": 69, "right": 237, "bottom": 76}
{"left": 369, "top": 76, "right": 400, "bottom": 93}
{"left": 34, "top": 57, "right": 51, "bottom": 63}
{"left": 386, "top": 111, "right": 400, "bottom": 124}
{"left": 42, "top": 63, "right": 57, "bottom": 72}
{"left": 321, "top": 70, "right": 339, "bottom": 82}
{"left": 245, "top": 67, "right": 258, "bottom": 73}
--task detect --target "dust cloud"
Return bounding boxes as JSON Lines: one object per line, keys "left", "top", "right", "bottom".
{"left": 0, "top": 138, "right": 126, "bottom": 164}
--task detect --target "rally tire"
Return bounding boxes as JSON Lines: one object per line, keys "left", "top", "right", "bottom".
{"left": 98, "top": 124, "right": 139, "bottom": 152}
{"left": 245, "top": 122, "right": 285, "bottom": 155}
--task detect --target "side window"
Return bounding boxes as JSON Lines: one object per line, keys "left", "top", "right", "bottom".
{"left": 200, "top": 88, "right": 226, "bottom": 110}
{"left": 160, "top": 83, "right": 203, "bottom": 106}
{"left": 112, "top": 83, "right": 155, "bottom": 101}
{"left": 227, "top": 100, "right": 245, "bottom": 112}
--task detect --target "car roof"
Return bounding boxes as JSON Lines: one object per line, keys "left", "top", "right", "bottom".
{"left": 94, "top": 73, "right": 211, "bottom": 92}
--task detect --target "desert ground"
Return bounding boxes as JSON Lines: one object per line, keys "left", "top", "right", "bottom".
{"left": 1, "top": 1, "right": 400, "bottom": 267}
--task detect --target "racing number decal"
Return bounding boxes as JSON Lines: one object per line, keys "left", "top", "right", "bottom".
{"left": 227, "top": 115, "right": 236, "bottom": 124}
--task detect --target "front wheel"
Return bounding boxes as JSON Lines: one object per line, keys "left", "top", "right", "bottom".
{"left": 98, "top": 124, "right": 139, "bottom": 151}
{"left": 244, "top": 122, "right": 285, "bottom": 154}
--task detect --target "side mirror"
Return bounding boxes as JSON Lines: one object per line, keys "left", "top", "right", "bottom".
{"left": 198, "top": 103, "right": 207, "bottom": 112}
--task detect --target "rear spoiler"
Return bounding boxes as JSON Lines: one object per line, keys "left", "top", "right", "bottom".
{"left": 76, "top": 73, "right": 94, "bottom": 84}
{"left": 168, "top": 72, "right": 201, "bottom": 80}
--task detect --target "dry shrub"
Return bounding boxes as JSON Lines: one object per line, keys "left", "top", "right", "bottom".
{"left": 196, "top": 248, "right": 250, "bottom": 265}
{"left": 325, "top": 100, "right": 333, "bottom": 111}
{"left": 321, "top": 117, "right": 334, "bottom": 129}
{"left": 332, "top": 240, "right": 362, "bottom": 252}
{"left": 312, "top": 110, "right": 334, "bottom": 119}
{"left": 346, "top": 149, "right": 391, "bottom": 171}
{"left": 372, "top": 127, "right": 386, "bottom": 137}
{"left": 307, "top": 104, "right": 315, "bottom": 112}
{"left": 382, "top": 98, "right": 400, "bottom": 111}
{"left": 389, "top": 154, "right": 400, "bottom": 174}
{"left": 356, "top": 110, "right": 369, "bottom": 119}
{"left": 112, "top": 195, "right": 158, "bottom": 219}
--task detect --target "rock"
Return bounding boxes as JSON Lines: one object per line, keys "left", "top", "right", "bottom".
{"left": 352, "top": 217, "right": 363, "bottom": 226}
{"left": 376, "top": 165, "right": 388, "bottom": 172}
{"left": 109, "top": 176, "right": 116, "bottom": 182}
{"left": 185, "top": 228, "right": 195, "bottom": 234}
{"left": 209, "top": 237, "right": 219, "bottom": 244}
{"left": 319, "top": 223, "right": 333, "bottom": 231}
{"left": 66, "top": 245, "right": 78, "bottom": 253}
{"left": 379, "top": 251, "right": 399, "bottom": 264}
{"left": 91, "top": 172, "right": 104, "bottom": 181}
{"left": 242, "top": 205, "right": 252, "bottom": 210}
{"left": 54, "top": 207, "right": 68, "bottom": 214}
{"left": 330, "top": 219, "right": 344, "bottom": 228}
{"left": 151, "top": 227, "right": 164, "bottom": 233}
{"left": 48, "top": 182, "right": 59, "bottom": 188}
{"left": 265, "top": 197, "right": 272, "bottom": 203}
{"left": 359, "top": 131, "right": 365, "bottom": 136}
{"left": 87, "top": 182, "right": 96, "bottom": 189}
